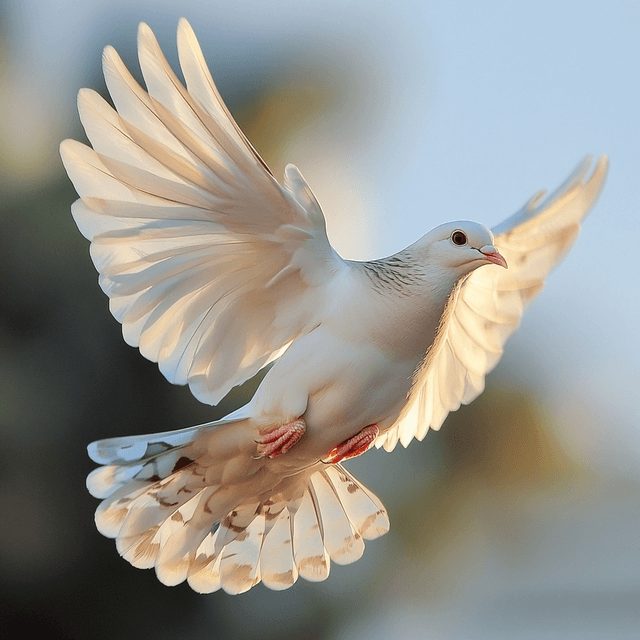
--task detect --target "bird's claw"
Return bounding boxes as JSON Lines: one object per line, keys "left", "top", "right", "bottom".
{"left": 325, "top": 425, "right": 379, "bottom": 464}
{"left": 257, "top": 419, "right": 306, "bottom": 458}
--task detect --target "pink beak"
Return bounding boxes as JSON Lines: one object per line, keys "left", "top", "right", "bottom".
{"left": 479, "top": 245, "right": 508, "bottom": 269}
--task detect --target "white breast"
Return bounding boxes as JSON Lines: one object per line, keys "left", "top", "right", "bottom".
{"left": 251, "top": 286, "right": 449, "bottom": 468}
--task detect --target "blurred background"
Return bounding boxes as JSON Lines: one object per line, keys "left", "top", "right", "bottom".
{"left": 1, "top": 1, "right": 639, "bottom": 638}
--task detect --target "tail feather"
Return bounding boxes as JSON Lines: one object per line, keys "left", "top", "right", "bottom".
{"left": 259, "top": 506, "right": 299, "bottom": 591}
{"left": 88, "top": 422, "right": 211, "bottom": 465}
{"left": 307, "top": 469, "right": 365, "bottom": 565}
{"left": 217, "top": 503, "right": 265, "bottom": 594}
{"left": 291, "top": 490, "right": 330, "bottom": 582}
{"left": 152, "top": 489, "right": 220, "bottom": 586}
{"left": 87, "top": 463, "right": 148, "bottom": 500}
{"left": 95, "top": 481, "right": 159, "bottom": 538}
{"left": 87, "top": 423, "right": 390, "bottom": 594}
{"left": 321, "top": 465, "right": 389, "bottom": 539}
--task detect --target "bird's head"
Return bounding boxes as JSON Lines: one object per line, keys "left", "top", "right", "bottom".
{"left": 412, "top": 221, "right": 508, "bottom": 276}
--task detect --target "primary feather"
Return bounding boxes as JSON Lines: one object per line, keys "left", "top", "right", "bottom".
{"left": 62, "top": 20, "right": 344, "bottom": 406}
{"left": 61, "top": 19, "right": 608, "bottom": 593}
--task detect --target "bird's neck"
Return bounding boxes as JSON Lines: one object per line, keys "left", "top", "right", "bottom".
{"left": 348, "top": 253, "right": 466, "bottom": 361}
{"left": 356, "top": 249, "right": 465, "bottom": 304}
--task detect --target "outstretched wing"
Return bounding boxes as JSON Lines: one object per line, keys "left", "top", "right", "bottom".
{"left": 60, "top": 19, "right": 345, "bottom": 405}
{"left": 376, "top": 155, "right": 608, "bottom": 452}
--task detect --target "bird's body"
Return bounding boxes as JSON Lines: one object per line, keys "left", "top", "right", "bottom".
{"left": 251, "top": 252, "right": 457, "bottom": 468}
{"left": 61, "top": 19, "right": 608, "bottom": 594}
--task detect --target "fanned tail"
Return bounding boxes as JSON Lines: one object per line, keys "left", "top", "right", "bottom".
{"left": 87, "top": 422, "right": 389, "bottom": 594}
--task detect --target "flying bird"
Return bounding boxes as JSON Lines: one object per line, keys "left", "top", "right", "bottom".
{"left": 60, "top": 18, "right": 608, "bottom": 594}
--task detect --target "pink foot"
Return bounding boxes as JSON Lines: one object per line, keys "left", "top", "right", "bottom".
{"left": 326, "top": 425, "right": 380, "bottom": 464}
{"left": 258, "top": 419, "right": 306, "bottom": 458}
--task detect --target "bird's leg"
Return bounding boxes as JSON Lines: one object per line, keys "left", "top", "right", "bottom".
{"left": 325, "top": 425, "right": 380, "bottom": 464}
{"left": 257, "top": 419, "right": 306, "bottom": 459}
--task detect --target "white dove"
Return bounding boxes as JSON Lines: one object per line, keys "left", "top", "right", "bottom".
{"left": 60, "top": 19, "right": 608, "bottom": 595}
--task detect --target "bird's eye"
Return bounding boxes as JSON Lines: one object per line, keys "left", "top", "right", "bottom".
{"left": 451, "top": 230, "right": 467, "bottom": 246}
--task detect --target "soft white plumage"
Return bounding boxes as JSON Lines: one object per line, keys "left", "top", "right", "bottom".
{"left": 60, "top": 19, "right": 608, "bottom": 594}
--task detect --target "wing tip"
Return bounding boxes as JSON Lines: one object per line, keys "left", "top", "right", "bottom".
{"left": 137, "top": 21, "right": 160, "bottom": 58}
{"left": 568, "top": 153, "right": 609, "bottom": 217}
{"left": 101, "top": 43, "right": 126, "bottom": 82}
{"left": 493, "top": 153, "right": 609, "bottom": 237}
{"left": 77, "top": 86, "right": 93, "bottom": 103}
{"left": 137, "top": 21, "right": 153, "bottom": 40}
{"left": 59, "top": 137, "right": 73, "bottom": 159}
{"left": 591, "top": 154, "right": 609, "bottom": 188}
{"left": 101, "top": 44, "right": 118, "bottom": 65}
{"left": 176, "top": 17, "right": 203, "bottom": 72}
{"left": 177, "top": 17, "right": 193, "bottom": 35}
{"left": 570, "top": 153, "right": 609, "bottom": 193}
{"left": 59, "top": 138, "right": 87, "bottom": 172}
